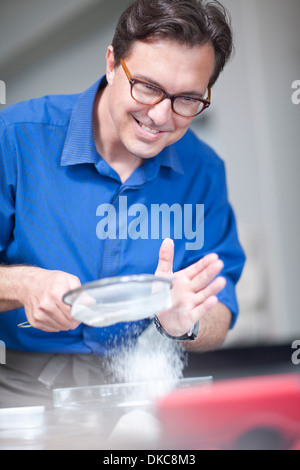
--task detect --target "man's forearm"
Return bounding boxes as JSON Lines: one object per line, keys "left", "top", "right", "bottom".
{"left": 183, "top": 302, "right": 232, "bottom": 352}
{"left": 0, "top": 265, "right": 28, "bottom": 312}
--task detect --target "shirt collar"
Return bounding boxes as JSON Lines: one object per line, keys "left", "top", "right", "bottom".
{"left": 60, "top": 77, "right": 104, "bottom": 167}
{"left": 160, "top": 145, "right": 184, "bottom": 175}
{"left": 60, "top": 76, "right": 184, "bottom": 177}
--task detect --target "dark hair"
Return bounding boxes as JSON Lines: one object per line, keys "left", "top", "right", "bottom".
{"left": 112, "top": 0, "right": 233, "bottom": 87}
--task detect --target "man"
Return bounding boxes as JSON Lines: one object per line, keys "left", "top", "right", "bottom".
{"left": 0, "top": 0, "right": 245, "bottom": 407}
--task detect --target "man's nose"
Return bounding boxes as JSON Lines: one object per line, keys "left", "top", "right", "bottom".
{"left": 147, "top": 98, "right": 173, "bottom": 127}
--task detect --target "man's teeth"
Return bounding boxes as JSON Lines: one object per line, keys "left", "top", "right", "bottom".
{"left": 138, "top": 121, "right": 160, "bottom": 134}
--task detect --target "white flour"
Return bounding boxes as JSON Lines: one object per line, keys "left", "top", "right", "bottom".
{"left": 106, "top": 323, "right": 188, "bottom": 399}
{"left": 108, "top": 409, "right": 162, "bottom": 446}
{"left": 106, "top": 324, "right": 188, "bottom": 446}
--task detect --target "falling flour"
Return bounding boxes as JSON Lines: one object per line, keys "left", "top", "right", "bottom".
{"left": 106, "top": 323, "right": 188, "bottom": 400}
{"left": 106, "top": 323, "right": 188, "bottom": 446}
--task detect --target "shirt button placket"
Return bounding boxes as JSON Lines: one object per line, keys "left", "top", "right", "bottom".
{"left": 99, "top": 186, "right": 127, "bottom": 279}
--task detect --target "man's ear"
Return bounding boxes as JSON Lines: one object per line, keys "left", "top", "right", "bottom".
{"left": 106, "top": 46, "right": 116, "bottom": 85}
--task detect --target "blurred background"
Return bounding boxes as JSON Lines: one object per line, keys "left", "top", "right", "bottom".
{"left": 0, "top": 0, "right": 299, "bottom": 356}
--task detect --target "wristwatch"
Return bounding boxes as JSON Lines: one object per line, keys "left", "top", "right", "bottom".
{"left": 154, "top": 316, "right": 199, "bottom": 341}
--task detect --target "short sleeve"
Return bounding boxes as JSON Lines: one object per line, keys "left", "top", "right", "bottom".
{"left": 183, "top": 158, "right": 246, "bottom": 328}
{"left": 0, "top": 116, "right": 17, "bottom": 257}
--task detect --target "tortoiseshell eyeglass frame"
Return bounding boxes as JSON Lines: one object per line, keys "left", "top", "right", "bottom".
{"left": 120, "top": 58, "right": 211, "bottom": 118}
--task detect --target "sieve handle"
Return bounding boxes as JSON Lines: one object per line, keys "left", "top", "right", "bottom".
{"left": 17, "top": 321, "right": 32, "bottom": 328}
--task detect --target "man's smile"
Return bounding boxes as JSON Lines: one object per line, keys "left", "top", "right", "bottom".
{"left": 138, "top": 121, "right": 160, "bottom": 134}
{"left": 132, "top": 115, "right": 173, "bottom": 139}
{"left": 133, "top": 116, "right": 162, "bottom": 134}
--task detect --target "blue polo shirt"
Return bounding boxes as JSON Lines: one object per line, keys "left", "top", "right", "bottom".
{"left": 0, "top": 76, "right": 245, "bottom": 355}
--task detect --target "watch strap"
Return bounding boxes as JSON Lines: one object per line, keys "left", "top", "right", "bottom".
{"left": 154, "top": 316, "right": 199, "bottom": 341}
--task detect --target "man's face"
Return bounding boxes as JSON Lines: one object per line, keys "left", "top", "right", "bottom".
{"left": 105, "top": 39, "right": 215, "bottom": 160}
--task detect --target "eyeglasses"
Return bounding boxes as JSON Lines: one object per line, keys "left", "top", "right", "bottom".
{"left": 120, "top": 58, "right": 211, "bottom": 118}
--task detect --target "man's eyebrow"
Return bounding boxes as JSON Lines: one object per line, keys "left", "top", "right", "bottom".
{"left": 134, "top": 73, "right": 204, "bottom": 98}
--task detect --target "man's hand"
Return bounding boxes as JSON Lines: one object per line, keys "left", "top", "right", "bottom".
{"left": 155, "top": 239, "right": 226, "bottom": 338}
{"left": 18, "top": 267, "right": 81, "bottom": 332}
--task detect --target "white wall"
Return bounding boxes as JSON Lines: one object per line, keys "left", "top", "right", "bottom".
{"left": 1, "top": 0, "right": 299, "bottom": 346}
{"left": 192, "top": 0, "right": 300, "bottom": 346}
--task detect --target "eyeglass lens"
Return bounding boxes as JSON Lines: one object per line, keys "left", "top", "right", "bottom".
{"left": 132, "top": 82, "right": 206, "bottom": 117}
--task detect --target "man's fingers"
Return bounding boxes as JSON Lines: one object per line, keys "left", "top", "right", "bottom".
{"left": 29, "top": 303, "right": 80, "bottom": 332}
{"left": 190, "top": 295, "right": 219, "bottom": 325}
{"left": 155, "top": 238, "right": 174, "bottom": 277}
{"left": 191, "top": 258, "right": 224, "bottom": 292}
{"left": 66, "top": 274, "right": 82, "bottom": 292}
{"left": 194, "top": 276, "right": 227, "bottom": 306}
{"left": 25, "top": 271, "right": 82, "bottom": 332}
{"left": 184, "top": 253, "right": 219, "bottom": 280}
{"left": 155, "top": 250, "right": 228, "bottom": 338}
